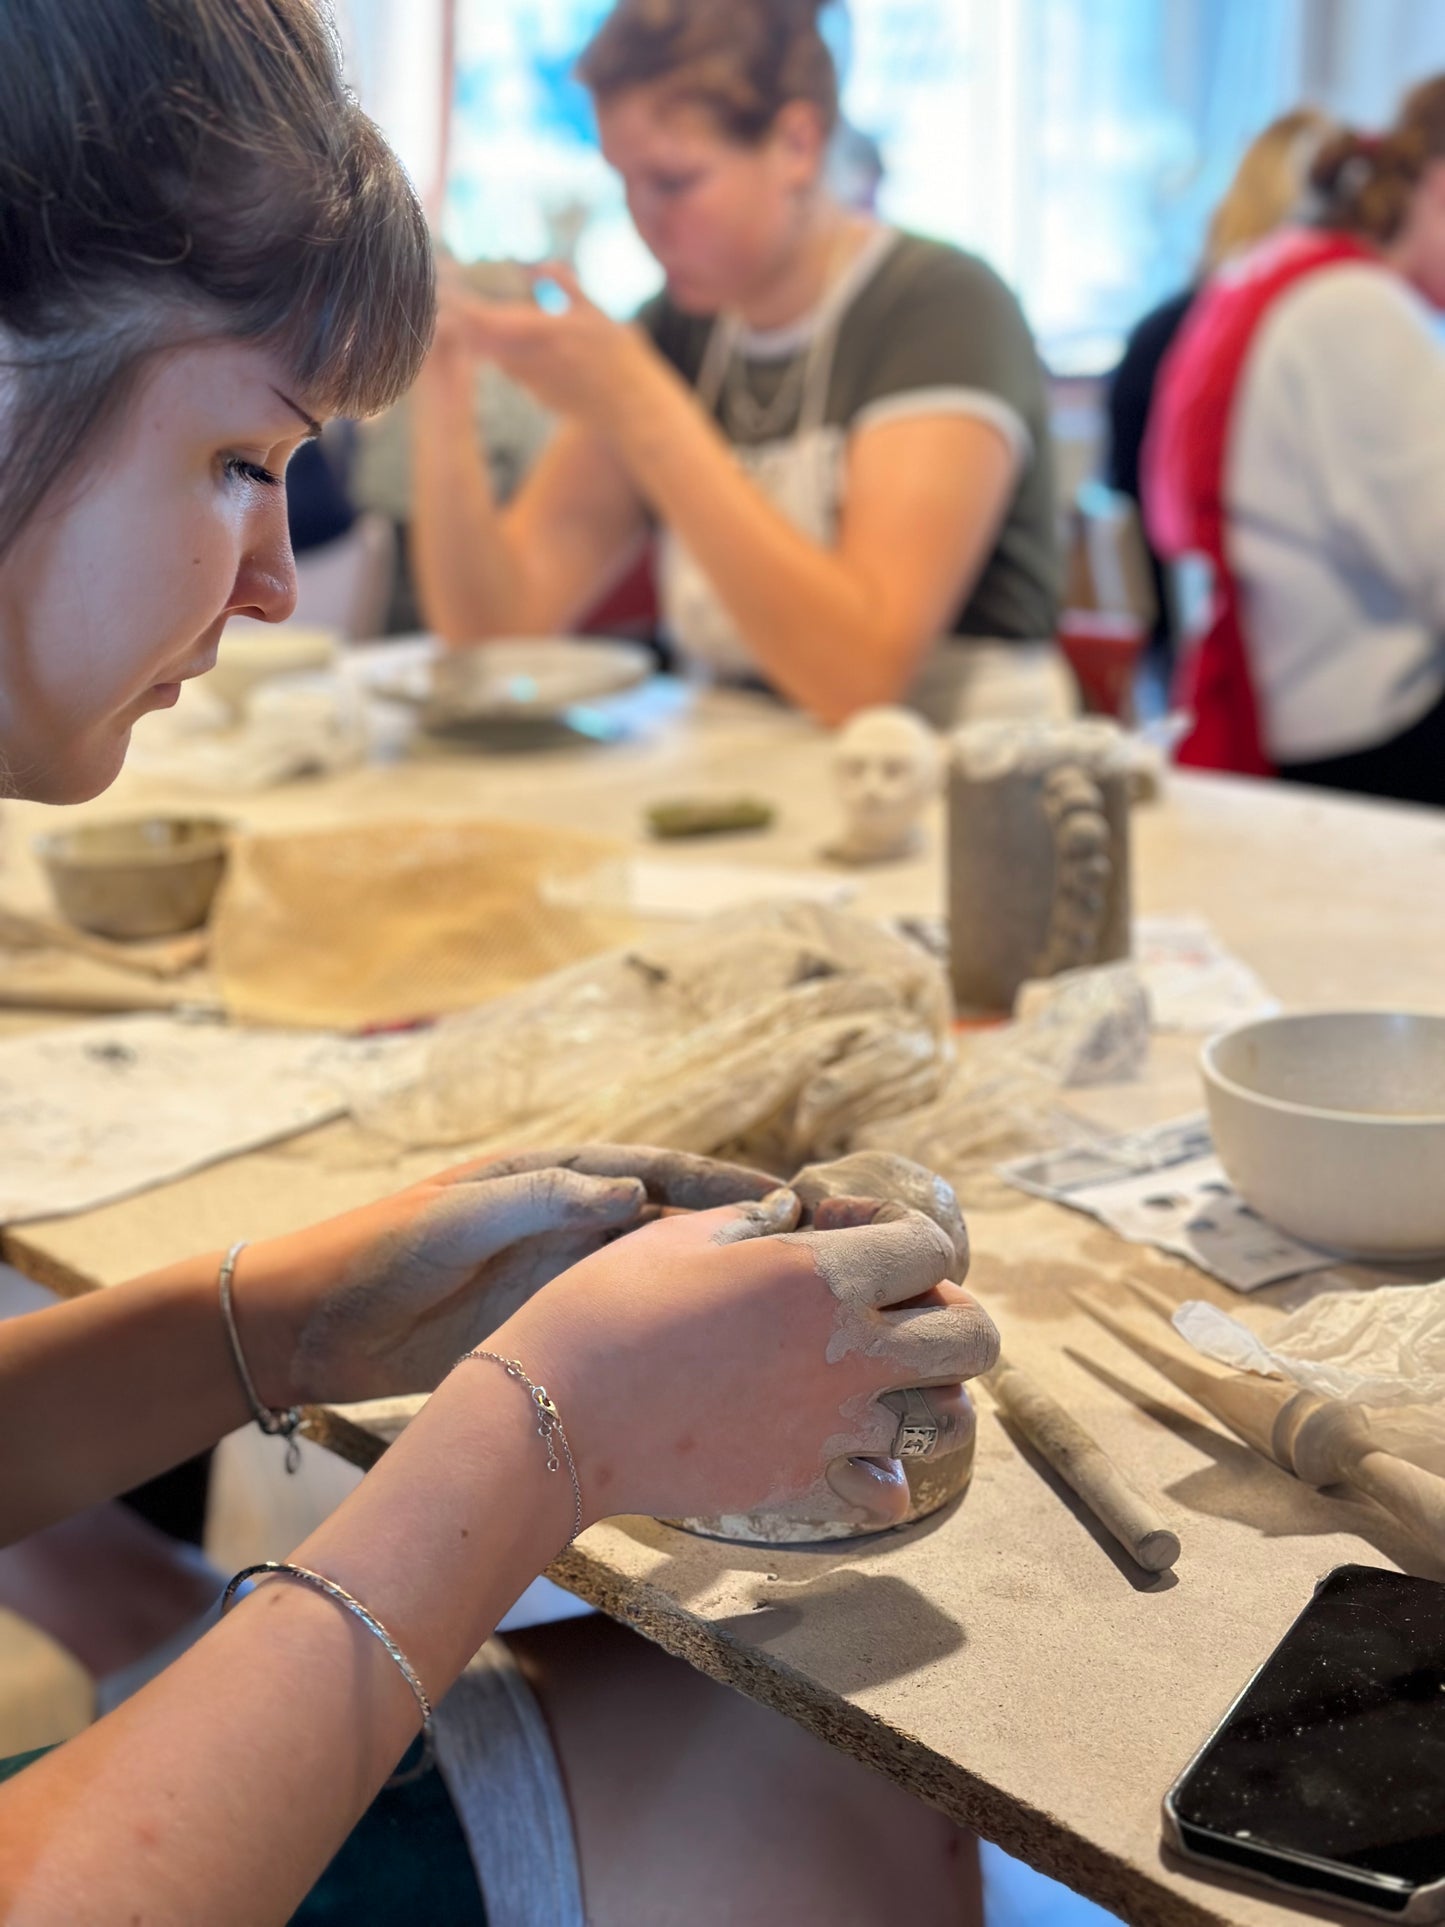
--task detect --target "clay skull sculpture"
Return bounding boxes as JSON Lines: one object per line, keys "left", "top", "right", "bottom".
{"left": 827, "top": 706, "right": 943, "bottom": 864}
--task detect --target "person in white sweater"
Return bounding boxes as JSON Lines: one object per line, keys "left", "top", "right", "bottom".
{"left": 1147, "top": 76, "right": 1445, "bottom": 804}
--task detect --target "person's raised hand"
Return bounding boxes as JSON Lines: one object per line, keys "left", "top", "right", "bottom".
{"left": 485, "top": 1193, "right": 1000, "bottom": 1531}
{"left": 438, "top": 261, "right": 660, "bottom": 429}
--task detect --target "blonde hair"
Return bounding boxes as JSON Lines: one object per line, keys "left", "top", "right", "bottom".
{"left": 1203, "top": 107, "right": 1335, "bottom": 272}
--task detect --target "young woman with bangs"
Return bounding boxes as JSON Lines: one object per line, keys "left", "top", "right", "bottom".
{"left": 0, "top": 5, "right": 992, "bottom": 1920}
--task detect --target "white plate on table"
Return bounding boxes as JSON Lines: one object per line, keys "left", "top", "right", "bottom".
{"left": 367, "top": 637, "right": 653, "bottom": 725}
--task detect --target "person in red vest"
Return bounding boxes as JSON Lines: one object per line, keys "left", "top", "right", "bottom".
{"left": 1144, "top": 77, "right": 1445, "bottom": 804}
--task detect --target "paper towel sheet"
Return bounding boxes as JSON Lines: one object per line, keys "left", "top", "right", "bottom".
{"left": 0, "top": 1015, "right": 388, "bottom": 1222}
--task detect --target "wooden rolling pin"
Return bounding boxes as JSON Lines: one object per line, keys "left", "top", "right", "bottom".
{"left": 985, "top": 1356, "right": 1182, "bottom": 1572}
{"left": 1078, "top": 1284, "right": 1445, "bottom": 1559}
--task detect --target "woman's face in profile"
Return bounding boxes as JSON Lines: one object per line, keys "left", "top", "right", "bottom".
{"left": 1402, "top": 160, "right": 1445, "bottom": 310}
{"left": 0, "top": 339, "right": 315, "bottom": 803}
{"left": 598, "top": 88, "right": 825, "bottom": 315}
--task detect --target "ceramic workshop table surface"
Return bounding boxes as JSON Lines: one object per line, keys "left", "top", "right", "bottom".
{"left": 6, "top": 678, "right": 1445, "bottom": 1927}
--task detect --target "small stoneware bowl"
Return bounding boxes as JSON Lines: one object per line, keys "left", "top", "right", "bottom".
{"left": 1202, "top": 1010, "right": 1445, "bottom": 1260}
{"left": 36, "top": 816, "right": 231, "bottom": 940}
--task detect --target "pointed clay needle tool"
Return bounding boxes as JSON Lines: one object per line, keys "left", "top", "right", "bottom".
{"left": 1117, "top": 1276, "right": 1190, "bottom": 1325}
{"left": 1073, "top": 1291, "right": 1445, "bottom": 1558}
{"left": 984, "top": 1356, "right": 1181, "bottom": 1572}
{"left": 1072, "top": 1291, "right": 1284, "bottom": 1458}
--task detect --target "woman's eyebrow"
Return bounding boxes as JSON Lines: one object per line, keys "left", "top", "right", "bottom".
{"left": 271, "top": 387, "right": 322, "bottom": 439}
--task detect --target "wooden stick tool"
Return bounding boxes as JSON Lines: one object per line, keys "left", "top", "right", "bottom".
{"left": 1076, "top": 1283, "right": 1445, "bottom": 1559}
{"left": 984, "top": 1356, "right": 1181, "bottom": 1572}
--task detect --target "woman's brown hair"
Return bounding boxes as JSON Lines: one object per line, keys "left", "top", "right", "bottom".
{"left": 0, "top": 0, "right": 436, "bottom": 558}
{"left": 1310, "top": 73, "right": 1445, "bottom": 244}
{"left": 576, "top": 0, "right": 840, "bottom": 144}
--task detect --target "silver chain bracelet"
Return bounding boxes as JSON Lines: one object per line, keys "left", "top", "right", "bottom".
{"left": 218, "top": 1241, "right": 303, "bottom": 1473}
{"left": 456, "top": 1349, "right": 584, "bottom": 1545}
{"left": 221, "top": 1562, "right": 434, "bottom": 1784}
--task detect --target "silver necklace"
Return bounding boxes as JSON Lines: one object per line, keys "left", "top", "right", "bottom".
{"left": 715, "top": 221, "right": 859, "bottom": 444}
{"left": 720, "top": 341, "right": 812, "bottom": 442}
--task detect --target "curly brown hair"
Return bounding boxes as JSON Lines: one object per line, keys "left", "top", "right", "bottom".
{"left": 576, "top": 0, "right": 840, "bottom": 144}
{"left": 0, "top": 0, "right": 436, "bottom": 558}
{"left": 1310, "top": 74, "right": 1445, "bottom": 243}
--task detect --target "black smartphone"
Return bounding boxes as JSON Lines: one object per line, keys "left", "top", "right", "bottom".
{"left": 1163, "top": 1565, "right": 1445, "bottom": 1921}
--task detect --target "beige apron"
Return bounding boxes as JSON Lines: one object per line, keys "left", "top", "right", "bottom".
{"left": 657, "top": 254, "right": 1073, "bottom": 727}
{"left": 657, "top": 304, "right": 845, "bottom": 680}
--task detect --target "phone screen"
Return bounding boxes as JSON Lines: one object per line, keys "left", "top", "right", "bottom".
{"left": 1170, "top": 1567, "right": 1445, "bottom": 1898}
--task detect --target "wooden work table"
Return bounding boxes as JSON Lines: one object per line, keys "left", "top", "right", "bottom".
{"left": 5, "top": 671, "right": 1445, "bottom": 1926}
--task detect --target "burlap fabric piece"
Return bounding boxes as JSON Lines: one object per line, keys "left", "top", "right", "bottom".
{"left": 211, "top": 819, "right": 638, "bottom": 1030}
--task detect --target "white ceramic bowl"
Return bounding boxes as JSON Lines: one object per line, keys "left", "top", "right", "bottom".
{"left": 1201, "top": 1010, "right": 1445, "bottom": 1260}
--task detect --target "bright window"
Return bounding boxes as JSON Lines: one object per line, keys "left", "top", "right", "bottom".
{"left": 347, "top": 0, "right": 1440, "bottom": 369}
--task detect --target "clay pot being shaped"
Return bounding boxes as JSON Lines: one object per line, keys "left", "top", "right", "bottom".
{"left": 670, "top": 1151, "right": 980, "bottom": 1546}
{"left": 947, "top": 718, "right": 1131, "bottom": 1014}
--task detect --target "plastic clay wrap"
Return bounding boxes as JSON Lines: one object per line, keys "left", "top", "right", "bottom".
{"left": 350, "top": 901, "right": 953, "bottom": 1168}
{"left": 855, "top": 962, "right": 1150, "bottom": 1207}
{"left": 1173, "top": 1281, "right": 1445, "bottom": 1408}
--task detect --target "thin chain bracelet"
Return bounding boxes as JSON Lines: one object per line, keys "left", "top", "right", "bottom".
{"left": 219, "top": 1242, "right": 303, "bottom": 1474}
{"left": 221, "top": 1562, "right": 434, "bottom": 1784}
{"left": 456, "top": 1349, "right": 584, "bottom": 1545}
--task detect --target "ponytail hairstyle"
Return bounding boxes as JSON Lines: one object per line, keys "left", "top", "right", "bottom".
{"left": 576, "top": 0, "right": 841, "bottom": 145}
{"left": 0, "top": 0, "right": 435, "bottom": 560}
{"left": 1309, "top": 73, "right": 1445, "bottom": 243}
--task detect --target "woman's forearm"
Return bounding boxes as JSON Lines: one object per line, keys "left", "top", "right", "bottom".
{"left": 606, "top": 358, "right": 914, "bottom": 724}
{"left": 409, "top": 354, "right": 537, "bottom": 645}
{"left": 0, "top": 1255, "right": 248, "bottom": 1546}
{"left": 0, "top": 1367, "right": 570, "bottom": 1927}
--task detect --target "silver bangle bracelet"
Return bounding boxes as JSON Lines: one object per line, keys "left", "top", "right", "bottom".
{"left": 456, "top": 1348, "right": 584, "bottom": 1546}
{"left": 221, "top": 1562, "right": 435, "bottom": 1785}
{"left": 218, "top": 1241, "right": 303, "bottom": 1473}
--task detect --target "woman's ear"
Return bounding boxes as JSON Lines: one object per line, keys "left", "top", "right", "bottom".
{"left": 771, "top": 99, "right": 828, "bottom": 188}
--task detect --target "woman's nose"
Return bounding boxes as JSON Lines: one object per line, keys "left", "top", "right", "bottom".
{"left": 226, "top": 500, "right": 298, "bottom": 625}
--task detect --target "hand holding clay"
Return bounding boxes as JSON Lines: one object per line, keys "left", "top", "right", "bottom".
{"left": 231, "top": 1145, "right": 778, "bottom": 1407}
{"left": 492, "top": 1194, "right": 999, "bottom": 1531}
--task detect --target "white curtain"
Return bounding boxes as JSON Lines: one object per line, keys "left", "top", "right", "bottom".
{"left": 1304, "top": 0, "right": 1445, "bottom": 124}
{"left": 334, "top": 0, "right": 452, "bottom": 215}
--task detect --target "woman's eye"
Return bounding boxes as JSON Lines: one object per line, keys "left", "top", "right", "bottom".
{"left": 223, "top": 455, "right": 281, "bottom": 489}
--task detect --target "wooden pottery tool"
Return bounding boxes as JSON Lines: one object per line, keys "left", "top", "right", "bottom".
{"left": 985, "top": 1356, "right": 1181, "bottom": 1572}
{"left": 0, "top": 905, "right": 208, "bottom": 981}
{"left": 1076, "top": 1285, "right": 1445, "bottom": 1558}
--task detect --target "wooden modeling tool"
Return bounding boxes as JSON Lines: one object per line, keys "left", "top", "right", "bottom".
{"left": 984, "top": 1356, "right": 1181, "bottom": 1572}
{"left": 1075, "top": 1285, "right": 1445, "bottom": 1558}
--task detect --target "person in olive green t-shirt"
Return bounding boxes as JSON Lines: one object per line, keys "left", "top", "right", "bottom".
{"left": 413, "top": 0, "right": 1064, "bottom": 728}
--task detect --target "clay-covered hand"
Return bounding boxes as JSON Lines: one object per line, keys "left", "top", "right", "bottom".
{"left": 788, "top": 1150, "right": 969, "bottom": 1277}
{"left": 489, "top": 1193, "right": 1000, "bottom": 1531}
{"left": 233, "top": 1146, "right": 779, "bottom": 1408}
